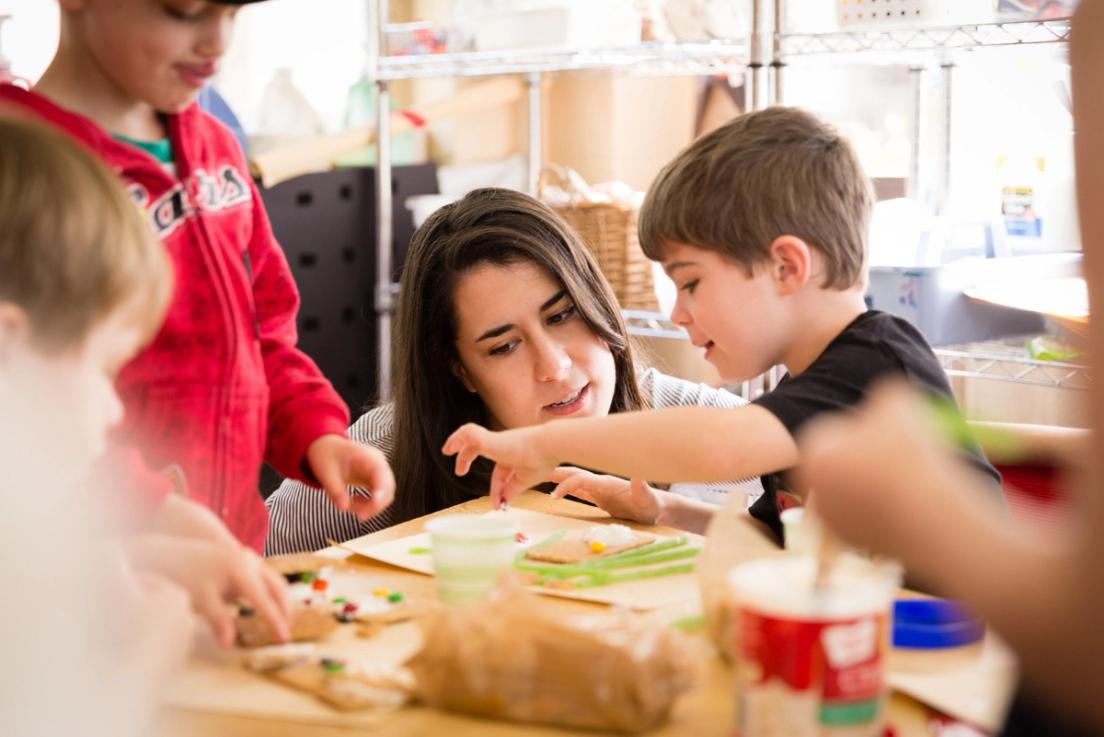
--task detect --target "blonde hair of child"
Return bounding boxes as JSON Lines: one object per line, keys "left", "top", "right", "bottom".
{"left": 0, "top": 117, "right": 171, "bottom": 353}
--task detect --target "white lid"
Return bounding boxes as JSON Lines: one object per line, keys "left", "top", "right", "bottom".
{"left": 424, "top": 512, "right": 519, "bottom": 541}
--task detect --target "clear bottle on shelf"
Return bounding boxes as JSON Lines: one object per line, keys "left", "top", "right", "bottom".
{"left": 251, "top": 68, "right": 325, "bottom": 153}
{"left": 334, "top": 70, "right": 422, "bottom": 168}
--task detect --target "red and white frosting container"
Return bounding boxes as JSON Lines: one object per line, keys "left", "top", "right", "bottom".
{"left": 726, "top": 555, "right": 900, "bottom": 737}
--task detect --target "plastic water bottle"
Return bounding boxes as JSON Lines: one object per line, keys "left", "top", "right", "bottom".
{"left": 252, "top": 69, "right": 324, "bottom": 152}
{"left": 335, "top": 71, "right": 420, "bottom": 167}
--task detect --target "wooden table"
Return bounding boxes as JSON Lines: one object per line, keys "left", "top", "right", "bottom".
{"left": 157, "top": 493, "right": 1014, "bottom": 736}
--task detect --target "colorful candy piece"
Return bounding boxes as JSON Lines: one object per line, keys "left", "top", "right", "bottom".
{"left": 333, "top": 596, "right": 348, "bottom": 605}
{"left": 515, "top": 531, "right": 528, "bottom": 544}
{"left": 589, "top": 540, "right": 607, "bottom": 553}
{"left": 311, "top": 578, "right": 329, "bottom": 592}
{"left": 372, "top": 587, "right": 390, "bottom": 598}
{"left": 387, "top": 591, "right": 403, "bottom": 603}
{"left": 321, "top": 657, "right": 345, "bottom": 674}
{"left": 343, "top": 602, "right": 359, "bottom": 614}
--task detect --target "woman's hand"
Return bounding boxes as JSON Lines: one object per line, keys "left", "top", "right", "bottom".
{"left": 442, "top": 423, "right": 558, "bottom": 508}
{"left": 306, "top": 434, "right": 396, "bottom": 519}
{"left": 548, "top": 466, "right": 664, "bottom": 525}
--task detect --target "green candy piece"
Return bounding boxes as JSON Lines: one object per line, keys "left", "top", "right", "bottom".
{"left": 928, "top": 395, "right": 1025, "bottom": 460}
{"left": 332, "top": 596, "right": 348, "bottom": 604}
{"left": 408, "top": 546, "right": 431, "bottom": 555}
{"left": 671, "top": 614, "right": 706, "bottom": 632}
{"left": 321, "top": 659, "right": 345, "bottom": 674}
{"left": 300, "top": 571, "right": 316, "bottom": 583}
{"left": 387, "top": 591, "right": 403, "bottom": 603}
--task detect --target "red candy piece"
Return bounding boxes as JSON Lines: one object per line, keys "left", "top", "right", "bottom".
{"left": 515, "top": 532, "right": 528, "bottom": 543}
{"left": 343, "top": 602, "right": 359, "bottom": 613}
{"left": 311, "top": 578, "right": 328, "bottom": 592}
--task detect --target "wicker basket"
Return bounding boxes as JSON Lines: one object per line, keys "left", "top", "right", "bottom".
{"left": 539, "top": 166, "right": 659, "bottom": 312}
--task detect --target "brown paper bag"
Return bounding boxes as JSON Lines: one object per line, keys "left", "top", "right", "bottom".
{"left": 406, "top": 586, "right": 699, "bottom": 733}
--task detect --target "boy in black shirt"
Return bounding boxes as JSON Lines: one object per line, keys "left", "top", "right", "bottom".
{"left": 442, "top": 106, "right": 999, "bottom": 544}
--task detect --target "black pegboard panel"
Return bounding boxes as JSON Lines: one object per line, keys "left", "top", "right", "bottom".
{"left": 256, "top": 165, "right": 437, "bottom": 496}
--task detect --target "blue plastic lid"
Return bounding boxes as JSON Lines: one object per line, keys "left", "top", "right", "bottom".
{"left": 893, "top": 598, "right": 985, "bottom": 649}
{"left": 894, "top": 618, "right": 985, "bottom": 649}
{"left": 895, "top": 598, "right": 974, "bottom": 625}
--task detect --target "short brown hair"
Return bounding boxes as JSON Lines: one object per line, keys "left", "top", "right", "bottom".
{"left": 0, "top": 117, "right": 171, "bottom": 353}
{"left": 639, "top": 106, "right": 874, "bottom": 289}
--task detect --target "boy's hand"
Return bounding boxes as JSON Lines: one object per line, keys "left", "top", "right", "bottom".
{"left": 305, "top": 434, "right": 396, "bottom": 520}
{"left": 442, "top": 423, "right": 557, "bottom": 508}
{"left": 125, "top": 535, "right": 291, "bottom": 648}
{"left": 548, "top": 467, "right": 664, "bottom": 525}
{"left": 103, "top": 544, "right": 196, "bottom": 681}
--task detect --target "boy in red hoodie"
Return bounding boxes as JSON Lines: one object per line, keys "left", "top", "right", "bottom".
{"left": 0, "top": 0, "right": 395, "bottom": 552}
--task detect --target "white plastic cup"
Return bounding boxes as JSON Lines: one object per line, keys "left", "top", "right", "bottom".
{"left": 425, "top": 514, "right": 519, "bottom": 605}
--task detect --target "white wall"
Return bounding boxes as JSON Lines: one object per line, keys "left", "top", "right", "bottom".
{"left": 216, "top": 0, "right": 372, "bottom": 132}
{"left": 1, "top": 0, "right": 59, "bottom": 83}
{"left": 0, "top": 0, "right": 371, "bottom": 133}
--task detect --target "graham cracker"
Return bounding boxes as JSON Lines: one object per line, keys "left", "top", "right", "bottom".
{"left": 525, "top": 532, "right": 655, "bottom": 564}
{"left": 269, "top": 663, "right": 412, "bottom": 711}
{"left": 237, "top": 603, "right": 338, "bottom": 648}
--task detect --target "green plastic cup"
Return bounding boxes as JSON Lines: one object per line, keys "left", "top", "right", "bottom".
{"left": 425, "top": 514, "right": 519, "bottom": 605}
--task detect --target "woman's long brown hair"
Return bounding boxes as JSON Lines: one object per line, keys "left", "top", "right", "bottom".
{"left": 388, "top": 188, "right": 647, "bottom": 522}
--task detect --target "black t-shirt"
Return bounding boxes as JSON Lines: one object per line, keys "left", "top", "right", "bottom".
{"left": 749, "top": 310, "right": 1002, "bottom": 543}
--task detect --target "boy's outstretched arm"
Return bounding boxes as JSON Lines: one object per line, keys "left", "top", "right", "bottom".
{"left": 443, "top": 404, "right": 796, "bottom": 507}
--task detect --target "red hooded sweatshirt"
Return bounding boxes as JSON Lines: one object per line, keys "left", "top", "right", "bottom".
{"left": 1, "top": 85, "right": 351, "bottom": 551}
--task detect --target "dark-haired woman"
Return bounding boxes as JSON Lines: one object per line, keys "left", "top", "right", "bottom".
{"left": 265, "top": 188, "right": 760, "bottom": 555}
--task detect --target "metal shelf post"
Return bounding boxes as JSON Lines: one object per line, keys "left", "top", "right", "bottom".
{"left": 374, "top": 0, "right": 394, "bottom": 401}
{"left": 526, "top": 72, "right": 542, "bottom": 196}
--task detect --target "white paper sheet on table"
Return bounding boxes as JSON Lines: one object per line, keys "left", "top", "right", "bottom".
{"left": 346, "top": 508, "right": 704, "bottom": 611}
